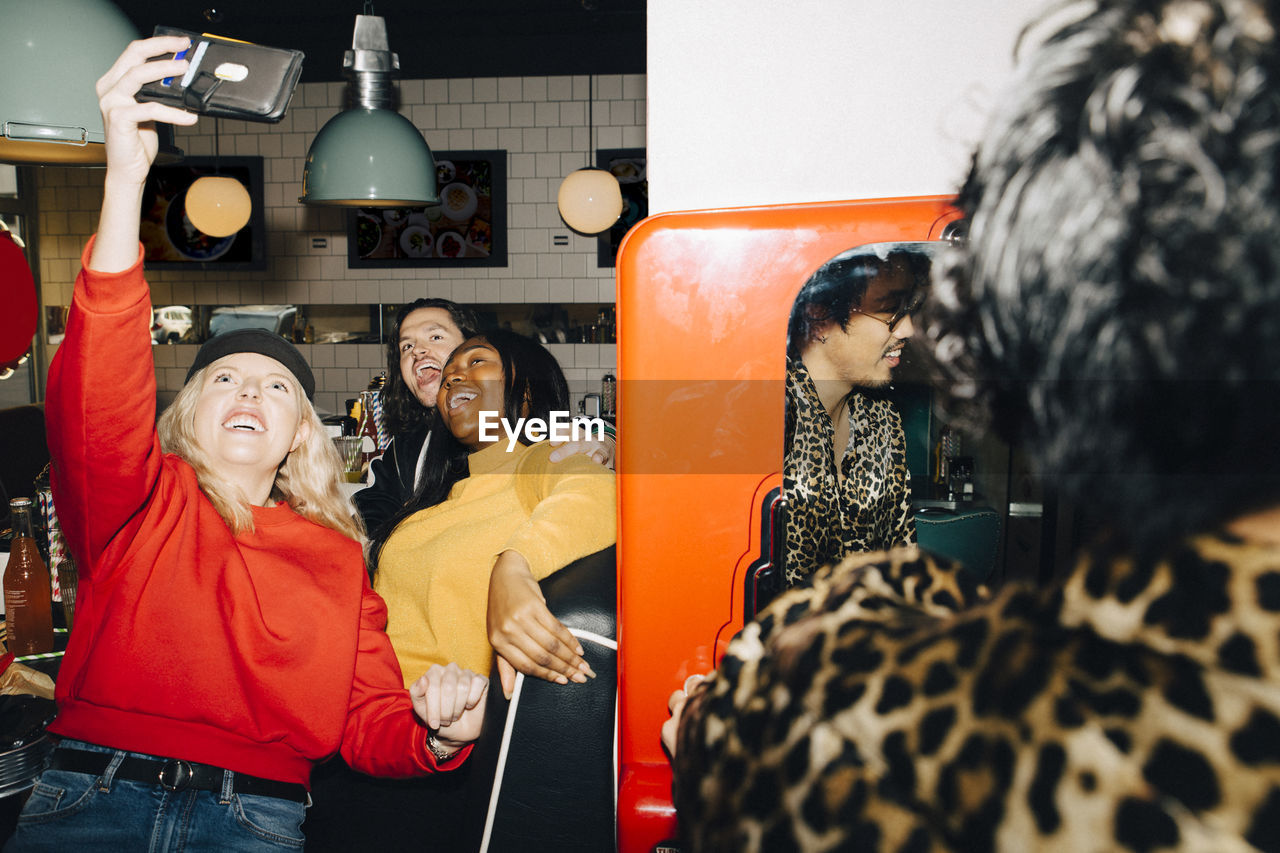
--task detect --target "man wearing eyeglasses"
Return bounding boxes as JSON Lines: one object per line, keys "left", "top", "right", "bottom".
{"left": 782, "top": 247, "right": 926, "bottom": 585}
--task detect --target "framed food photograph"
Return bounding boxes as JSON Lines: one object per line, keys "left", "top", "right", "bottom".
{"left": 140, "top": 156, "right": 268, "bottom": 271}
{"left": 348, "top": 149, "right": 507, "bottom": 268}
{"left": 597, "top": 148, "right": 647, "bottom": 268}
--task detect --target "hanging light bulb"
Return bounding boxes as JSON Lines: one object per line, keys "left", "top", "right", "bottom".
{"left": 185, "top": 118, "right": 250, "bottom": 237}
{"left": 186, "top": 175, "right": 251, "bottom": 237}
{"left": 558, "top": 168, "right": 623, "bottom": 235}
{"left": 557, "top": 74, "right": 622, "bottom": 235}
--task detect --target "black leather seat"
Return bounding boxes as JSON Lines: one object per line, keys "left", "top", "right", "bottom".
{"left": 465, "top": 546, "right": 618, "bottom": 853}
{"left": 915, "top": 505, "right": 1003, "bottom": 584}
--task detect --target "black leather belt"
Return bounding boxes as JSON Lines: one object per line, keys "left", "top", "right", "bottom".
{"left": 48, "top": 748, "right": 309, "bottom": 804}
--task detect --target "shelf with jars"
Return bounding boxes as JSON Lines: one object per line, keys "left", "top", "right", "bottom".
{"left": 52, "top": 302, "right": 618, "bottom": 348}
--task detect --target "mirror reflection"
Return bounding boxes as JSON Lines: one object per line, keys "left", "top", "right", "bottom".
{"left": 782, "top": 241, "right": 939, "bottom": 585}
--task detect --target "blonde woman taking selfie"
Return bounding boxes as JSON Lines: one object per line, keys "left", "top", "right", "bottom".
{"left": 5, "top": 36, "right": 487, "bottom": 853}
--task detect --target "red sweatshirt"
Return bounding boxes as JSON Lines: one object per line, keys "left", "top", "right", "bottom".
{"left": 43, "top": 241, "right": 468, "bottom": 787}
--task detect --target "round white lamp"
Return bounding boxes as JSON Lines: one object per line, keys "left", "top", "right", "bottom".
{"left": 186, "top": 176, "right": 252, "bottom": 237}
{"left": 557, "top": 168, "right": 623, "bottom": 235}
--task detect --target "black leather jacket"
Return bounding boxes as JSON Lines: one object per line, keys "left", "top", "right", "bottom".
{"left": 353, "top": 424, "right": 431, "bottom": 544}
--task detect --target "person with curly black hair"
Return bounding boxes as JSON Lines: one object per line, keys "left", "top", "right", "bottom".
{"left": 355, "top": 299, "right": 616, "bottom": 550}
{"left": 372, "top": 328, "right": 616, "bottom": 697}
{"left": 309, "top": 329, "right": 616, "bottom": 851}
{"left": 355, "top": 298, "right": 478, "bottom": 538}
{"left": 664, "top": 0, "right": 1280, "bottom": 849}
{"left": 315, "top": 308, "right": 617, "bottom": 851}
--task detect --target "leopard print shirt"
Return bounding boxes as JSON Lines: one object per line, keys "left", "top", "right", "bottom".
{"left": 674, "top": 534, "right": 1280, "bottom": 852}
{"left": 783, "top": 358, "right": 916, "bottom": 586}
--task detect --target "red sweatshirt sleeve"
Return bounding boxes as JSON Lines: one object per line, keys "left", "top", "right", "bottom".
{"left": 45, "top": 240, "right": 163, "bottom": 576}
{"left": 340, "top": 581, "right": 472, "bottom": 776}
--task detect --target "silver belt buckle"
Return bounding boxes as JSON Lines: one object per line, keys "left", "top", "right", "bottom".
{"left": 158, "top": 759, "right": 195, "bottom": 791}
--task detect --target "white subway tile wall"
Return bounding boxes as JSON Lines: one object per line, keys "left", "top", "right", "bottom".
{"left": 35, "top": 73, "right": 643, "bottom": 415}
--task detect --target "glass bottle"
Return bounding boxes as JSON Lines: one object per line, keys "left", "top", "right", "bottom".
{"left": 597, "top": 308, "right": 612, "bottom": 344}
{"left": 4, "top": 498, "right": 54, "bottom": 655}
{"left": 357, "top": 373, "right": 389, "bottom": 468}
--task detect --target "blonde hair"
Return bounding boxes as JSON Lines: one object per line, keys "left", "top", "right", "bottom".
{"left": 157, "top": 365, "right": 366, "bottom": 542}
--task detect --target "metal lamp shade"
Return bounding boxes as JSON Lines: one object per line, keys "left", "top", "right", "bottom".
{"left": 186, "top": 176, "right": 252, "bottom": 237}
{"left": 557, "top": 168, "right": 623, "bottom": 235}
{"left": 300, "top": 109, "right": 439, "bottom": 206}
{"left": 0, "top": 0, "right": 138, "bottom": 165}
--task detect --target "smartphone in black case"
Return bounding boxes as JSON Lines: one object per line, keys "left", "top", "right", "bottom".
{"left": 136, "top": 27, "right": 304, "bottom": 123}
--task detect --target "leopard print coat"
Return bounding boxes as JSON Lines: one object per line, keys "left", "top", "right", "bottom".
{"left": 783, "top": 359, "right": 915, "bottom": 585}
{"left": 674, "top": 534, "right": 1280, "bottom": 852}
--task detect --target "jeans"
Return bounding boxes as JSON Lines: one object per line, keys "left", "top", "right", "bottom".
{"left": 4, "top": 739, "right": 306, "bottom": 852}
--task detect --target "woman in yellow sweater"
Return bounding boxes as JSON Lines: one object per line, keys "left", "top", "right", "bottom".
{"left": 372, "top": 329, "right": 617, "bottom": 701}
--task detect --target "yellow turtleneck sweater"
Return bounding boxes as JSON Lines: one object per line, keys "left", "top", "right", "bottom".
{"left": 374, "top": 440, "right": 616, "bottom": 682}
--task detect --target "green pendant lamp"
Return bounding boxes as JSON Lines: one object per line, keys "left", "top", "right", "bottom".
{"left": 0, "top": 0, "right": 136, "bottom": 164}
{"left": 0, "top": 0, "right": 184, "bottom": 166}
{"left": 300, "top": 11, "right": 438, "bottom": 206}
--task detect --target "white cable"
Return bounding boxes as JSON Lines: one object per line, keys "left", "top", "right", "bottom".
{"left": 479, "top": 671, "right": 525, "bottom": 853}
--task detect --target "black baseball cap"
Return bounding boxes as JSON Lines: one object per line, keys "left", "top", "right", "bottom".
{"left": 185, "top": 328, "right": 316, "bottom": 401}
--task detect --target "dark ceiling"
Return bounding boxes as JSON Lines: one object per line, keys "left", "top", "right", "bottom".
{"left": 109, "top": 0, "right": 646, "bottom": 83}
